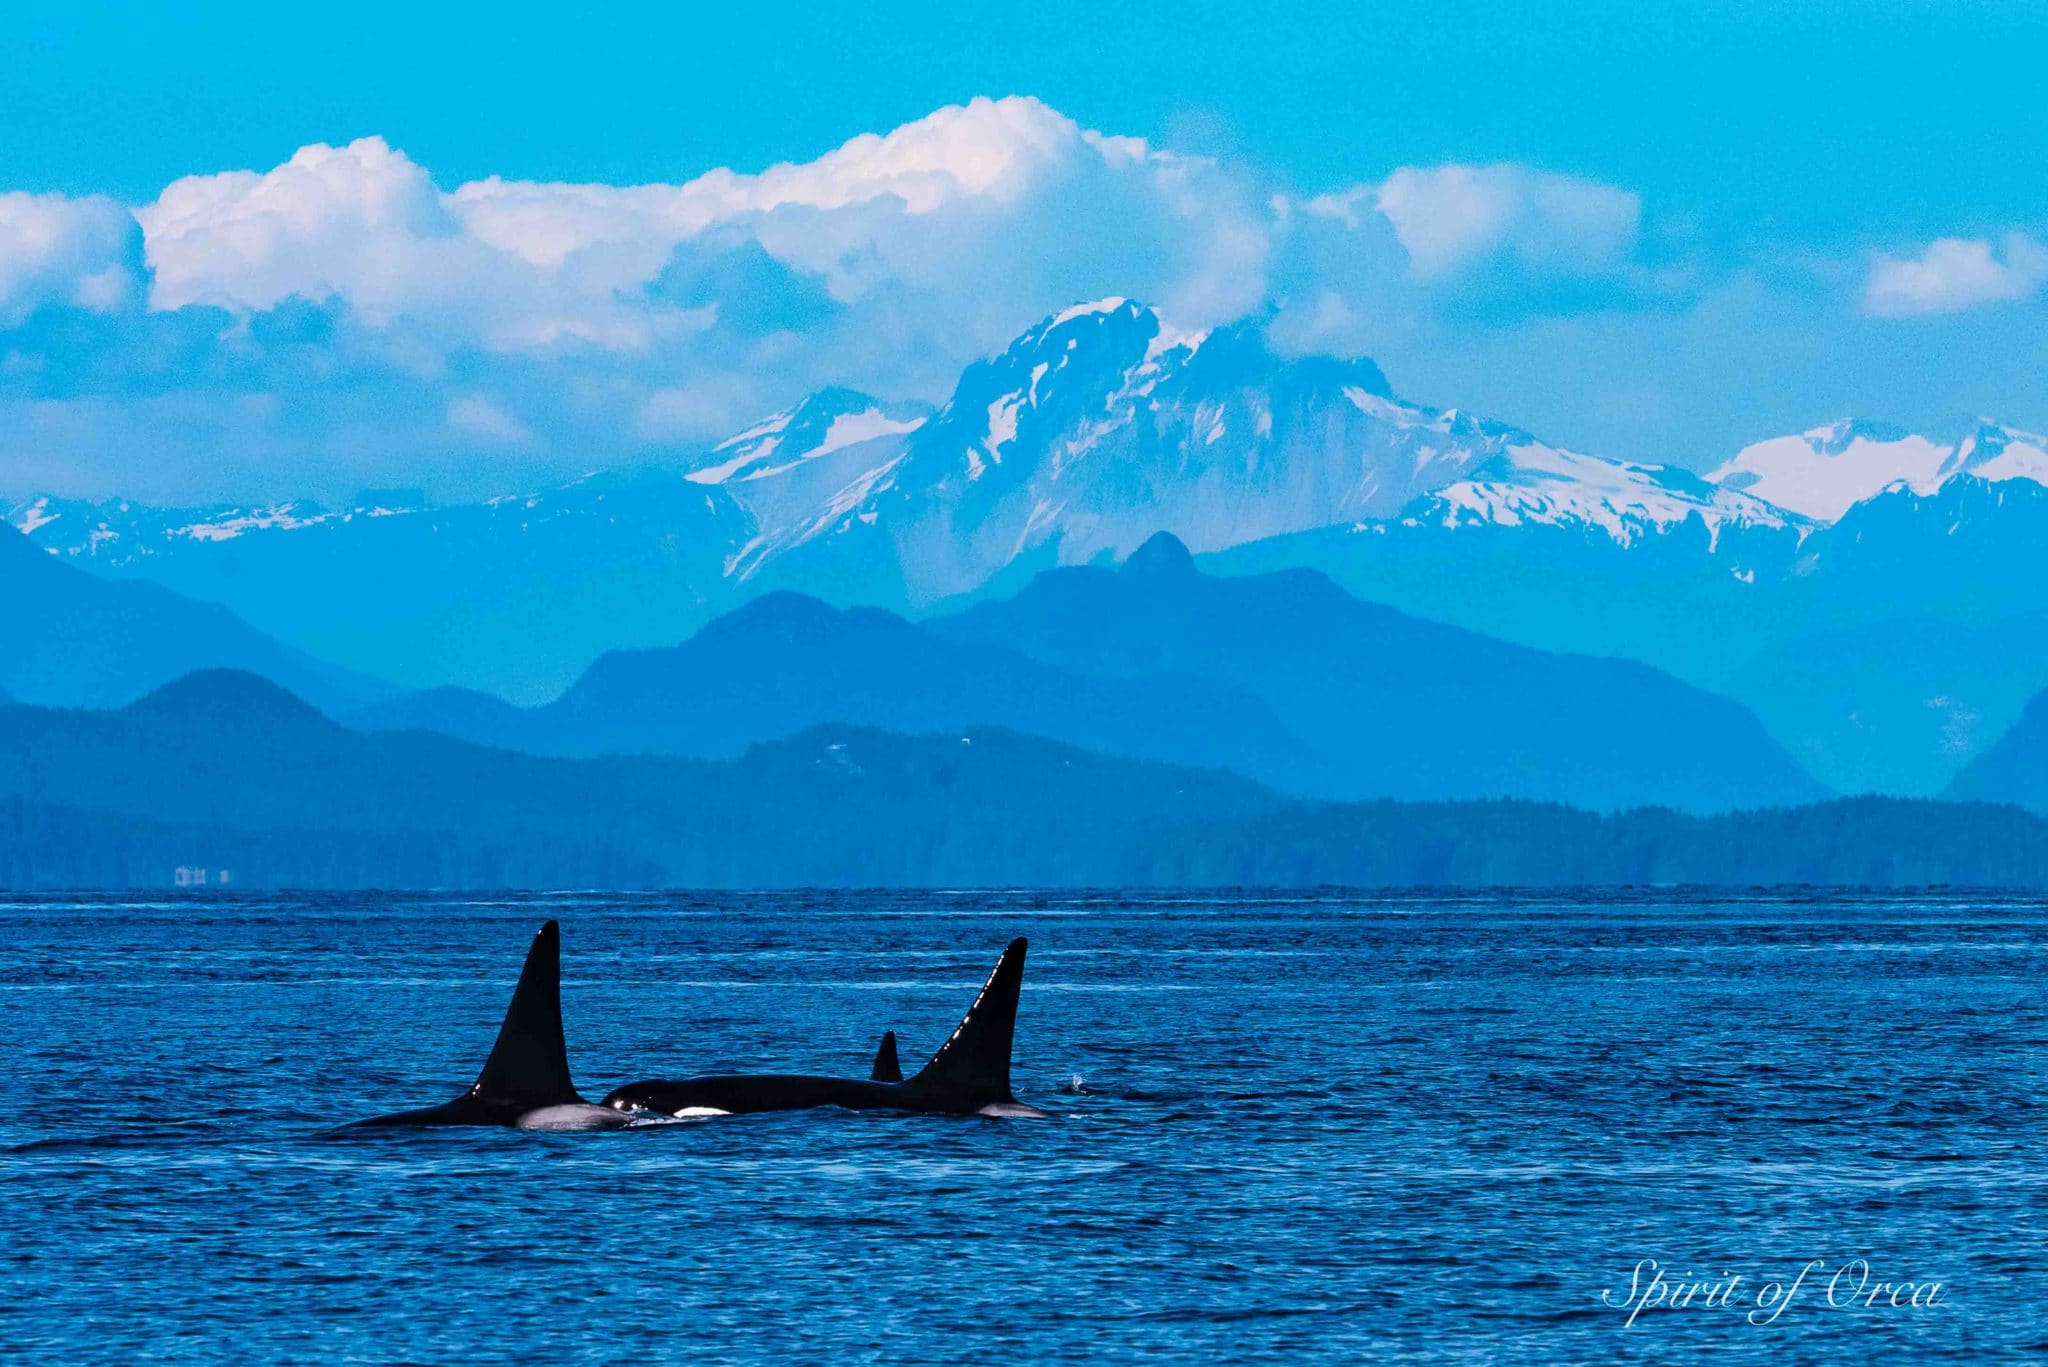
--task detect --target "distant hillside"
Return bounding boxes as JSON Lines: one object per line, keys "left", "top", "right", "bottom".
{"left": 1179, "top": 796, "right": 2048, "bottom": 888}
{"left": 0, "top": 672, "right": 1277, "bottom": 889}
{"left": 931, "top": 532, "right": 1822, "bottom": 812}
{"left": 0, "top": 798, "right": 664, "bottom": 892}
{"left": 3, "top": 672, "right": 2043, "bottom": 890}
{"left": 0, "top": 523, "right": 388, "bottom": 713}
{"left": 1945, "top": 688, "right": 2048, "bottom": 813}
{"left": 354, "top": 535, "right": 1820, "bottom": 814}
{"left": 353, "top": 588, "right": 1322, "bottom": 792}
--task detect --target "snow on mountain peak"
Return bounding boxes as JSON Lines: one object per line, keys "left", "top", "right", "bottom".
{"left": 1410, "top": 438, "right": 1799, "bottom": 547}
{"left": 1009, "top": 296, "right": 1157, "bottom": 362}
{"left": 1811, "top": 418, "right": 1913, "bottom": 455}
{"left": 1940, "top": 419, "right": 2048, "bottom": 489}
{"left": 1709, "top": 420, "right": 1948, "bottom": 522}
{"left": 688, "top": 387, "right": 928, "bottom": 486}
{"left": 910, "top": 298, "right": 1168, "bottom": 487}
{"left": 1144, "top": 320, "right": 1209, "bottom": 366}
{"left": 8, "top": 494, "right": 344, "bottom": 556}
{"left": 177, "top": 503, "right": 336, "bottom": 542}
{"left": 12, "top": 496, "right": 59, "bottom": 536}
{"left": 1710, "top": 418, "right": 2048, "bottom": 522}
{"left": 1049, "top": 296, "right": 1132, "bottom": 329}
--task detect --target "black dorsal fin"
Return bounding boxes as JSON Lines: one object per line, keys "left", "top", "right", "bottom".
{"left": 910, "top": 939, "right": 1027, "bottom": 1103}
{"left": 470, "top": 920, "right": 581, "bottom": 1106}
{"left": 870, "top": 1030, "right": 903, "bottom": 1083}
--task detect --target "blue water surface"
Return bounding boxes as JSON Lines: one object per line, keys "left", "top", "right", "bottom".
{"left": 2, "top": 890, "right": 2044, "bottom": 1363}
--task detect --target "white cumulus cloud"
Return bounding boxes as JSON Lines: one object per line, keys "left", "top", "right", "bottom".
{"left": 1862, "top": 233, "right": 2048, "bottom": 317}
{"left": 130, "top": 97, "right": 1260, "bottom": 359}
{"left": 139, "top": 136, "right": 674, "bottom": 349}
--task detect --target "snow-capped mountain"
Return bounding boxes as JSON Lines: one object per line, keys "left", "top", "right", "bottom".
{"left": 1940, "top": 419, "right": 2048, "bottom": 488}
{"left": 684, "top": 387, "right": 929, "bottom": 487}
{"left": 682, "top": 388, "right": 932, "bottom": 582}
{"left": 5, "top": 476, "right": 748, "bottom": 702}
{"left": 1398, "top": 435, "right": 1803, "bottom": 546}
{"left": 15, "top": 294, "right": 2048, "bottom": 804}
{"left": 1709, "top": 418, "right": 2048, "bottom": 522}
{"left": 5, "top": 493, "right": 347, "bottom": 560}
{"left": 716, "top": 297, "right": 1776, "bottom": 603}
{"left": 7, "top": 295, "right": 1833, "bottom": 692}
{"left": 880, "top": 297, "right": 1514, "bottom": 587}
{"left": 12, "top": 296, "right": 1819, "bottom": 606}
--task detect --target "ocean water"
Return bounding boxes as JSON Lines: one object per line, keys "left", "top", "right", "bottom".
{"left": 2, "top": 890, "right": 2044, "bottom": 1363}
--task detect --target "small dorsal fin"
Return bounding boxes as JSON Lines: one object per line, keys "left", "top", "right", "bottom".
{"left": 870, "top": 1030, "right": 903, "bottom": 1083}
{"left": 910, "top": 939, "right": 1027, "bottom": 1103}
{"left": 471, "top": 920, "right": 581, "bottom": 1106}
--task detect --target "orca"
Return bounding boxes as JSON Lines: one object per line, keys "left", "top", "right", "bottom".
{"left": 352, "top": 920, "right": 630, "bottom": 1130}
{"left": 603, "top": 937, "right": 1044, "bottom": 1119}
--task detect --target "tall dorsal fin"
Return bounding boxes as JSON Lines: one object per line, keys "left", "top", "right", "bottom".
{"left": 470, "top": 920, "right": 581, "bottom": 1106}
{"left": 870, "top": 1030, "right": 903, "bottom": 1083}
{"left": 910, "top": 938, "right": 1027, "bottom": 1102}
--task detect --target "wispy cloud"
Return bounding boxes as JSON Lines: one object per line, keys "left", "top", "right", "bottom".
{"left": 0, "top": 191, "right": 141, "bottom": 325}
{"left": 1863, "top": 233, "right": 2048, "bottom": 317}
{"left": 446, "top": 395, "right": 533, "bottom": 447}
{"left": 1309, "top": 164, "right": 1639, "bottom": 281}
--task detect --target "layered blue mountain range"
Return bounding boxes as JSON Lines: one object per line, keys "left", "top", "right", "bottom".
{"left": 350, "top": 534, "right": 1820, "bottom": 814}
{"left": 11, "top": 298, "right": 2048, "bottom": 795}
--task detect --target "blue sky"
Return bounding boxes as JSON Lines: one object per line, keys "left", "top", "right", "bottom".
{"left": 3, "top": 1, "right": 2046, "bottom": 502}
